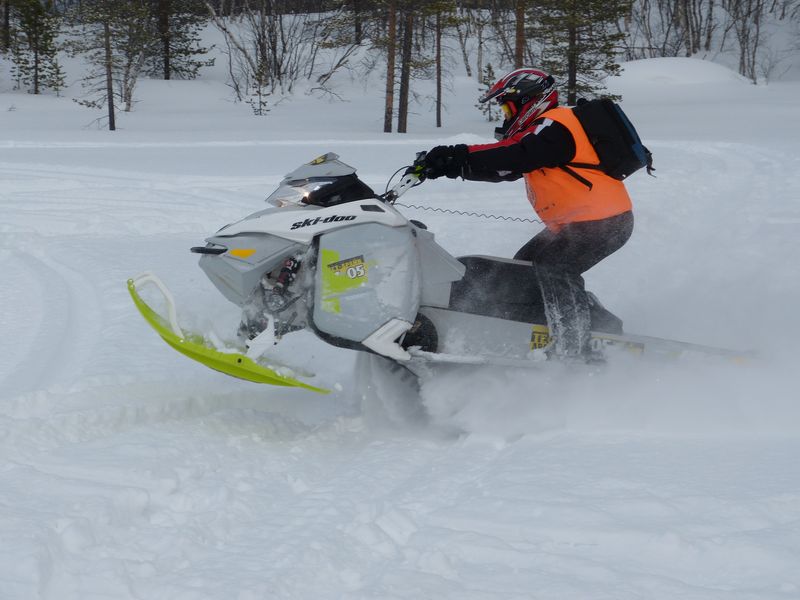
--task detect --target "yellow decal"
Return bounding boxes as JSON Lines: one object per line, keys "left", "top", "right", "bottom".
{"left": 327, "top": 255, "right": 367, "bottom": 279}
{"left": 530, "top": 324, "right": 551, "bottom": 350}
{"left": 320, "top": 249, "right": 369, "bottom": 313}
{"left": 229, "top": 248, "right": 256, "bottom": 259}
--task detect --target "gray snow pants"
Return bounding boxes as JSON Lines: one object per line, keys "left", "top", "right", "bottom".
{"left": 514, "top": 211, "right": 634, "bottom": 356}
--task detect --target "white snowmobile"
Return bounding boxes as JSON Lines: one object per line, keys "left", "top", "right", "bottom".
{"left": 129, "top": 152, "right": 751, "bottom": 394}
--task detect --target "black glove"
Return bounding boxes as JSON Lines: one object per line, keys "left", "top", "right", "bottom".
{"left": 423, "top": 144, "right": 469, "bottom": 180}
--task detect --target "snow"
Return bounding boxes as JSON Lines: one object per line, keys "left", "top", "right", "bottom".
{"left": 2, "top": 54, "right": 800, "bottom": 599}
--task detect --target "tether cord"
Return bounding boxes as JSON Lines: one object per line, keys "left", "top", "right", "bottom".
{"left": 384, "top": 167, "right": 542, "bottom": 224}
{"left": 394, "top": 202, "right": 542, "bottom": 224}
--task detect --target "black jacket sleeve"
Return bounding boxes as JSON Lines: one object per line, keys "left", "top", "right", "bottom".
{"left": 462, "top": 118, "right": 576, "bottom": 182}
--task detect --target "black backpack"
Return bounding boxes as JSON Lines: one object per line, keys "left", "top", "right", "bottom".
{"left": 567, "top": 98, "right": 654, "bottom": 182}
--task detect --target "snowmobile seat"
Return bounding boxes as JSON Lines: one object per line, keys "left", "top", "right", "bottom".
{"left": 448, "top": 255, "right": 623, "bottom": 334}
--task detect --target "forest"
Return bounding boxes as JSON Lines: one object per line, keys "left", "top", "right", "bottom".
{"left": 2, "top": 0, "right": 798, "bottom": 130}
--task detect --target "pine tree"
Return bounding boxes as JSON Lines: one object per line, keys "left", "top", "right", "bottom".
{"left": 2, "top": 0, "right": 11, "bottom": 53}
{"left": 531, "top": 0, "right": 627, "bottom": 104}
{"left": 9, "top": 0, "right": 64, "bottom": 95}
{"left": 10, "top": 30, "right": 26, "bottom": 87}
{"left": 147, "top": 0, "right": 213, "bottom": 80}
{"left": 476, "top": 62, "right": 500, "bottom": 122}
{"left": 68, "top": 0, "right": 156, "bottom": 127}
{"left": 48, "top": 53, "right": 65, "bottom": 94}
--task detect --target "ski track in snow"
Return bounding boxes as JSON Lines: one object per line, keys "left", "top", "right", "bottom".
{"left": 2, "top": 250, "right": 98, "bottom": 395}
{"left": 2, "top": 66, "right": 800, "bottom": 598}
{"left": 3, "top": 417, "right": 800, "bottom": 599}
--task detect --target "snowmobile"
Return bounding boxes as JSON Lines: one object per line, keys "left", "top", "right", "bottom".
{"left": 129, "top": 152, "right": 751, "bottom": 394}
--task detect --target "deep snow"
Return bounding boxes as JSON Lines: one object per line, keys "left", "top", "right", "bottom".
{"left": 2, "top": 54, "right": 800, "bottom": 599}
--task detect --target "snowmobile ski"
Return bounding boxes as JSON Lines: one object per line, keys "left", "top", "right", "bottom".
{"left": 587, "top": 330, "right": 754, "bottom": 362}
{"left": 128, "top": 273, "right": 329, "bottom": 394}
{"left": 407, "top": 327, "right": 754, "bottom": 368}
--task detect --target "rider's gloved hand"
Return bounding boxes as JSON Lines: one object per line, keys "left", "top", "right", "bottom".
{"left": 423, "top": 144, "right": 469, "bottom": 180}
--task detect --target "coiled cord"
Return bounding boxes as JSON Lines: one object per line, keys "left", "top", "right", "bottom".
{"left": 395, "top": 202, "right": 542, "bottom": 224}
{"left": 383, "top": 165, "right": 541, "bottom": 224}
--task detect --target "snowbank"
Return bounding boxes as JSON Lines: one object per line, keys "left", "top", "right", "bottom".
{"left": 618, "top": 57, "right": 751, "bottom": 86}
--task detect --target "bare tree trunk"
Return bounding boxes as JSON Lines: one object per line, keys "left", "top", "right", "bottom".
{"left": 727, "top": 0, "right": 766, "bottom": 82}
{"left": 454, "top": 15, "right": 472, "bottom": 77}
{"left": 123, "top": 50, "right": 147, "bottom": 111}
{"left": 705, "top": 0, "right": 715, "bottom": 51}
{"left": 206, "top": 2, "right": 261, "bottom": 90}
{"left": 435, "top": 11, "right": 442, "bottom": 128}
{"left": 397, "top": 9, "right": 413, "bottom": 133}
{"left": 681, "top": 0, "right": 693, "bottom": 55}
{"left": 33, "top": 40, "right": 40, "bottom": 94}
{"left": 159, "top": 0, "right": 171, "bottom": 80}
{"left": 692, "top": 0, "right": 703, "bottom": 54}
{"left": 748, "top": 0, "right": 764, "bottom": 82}
{"left": 514, "top": 0, "right": 525, "bottom": 68}
{"left": 383, "top": 0, "right": 396, "bottom": 133}
{"left": 567, "top": 20, "right": 577, "bottom": 104}
{"left": 476, "top": 18, "right": 484, "bottom": 82}
{"left": 2, "top": 0, "right": 10, "bottom": 53}
{"left": 104, "top": 20, "right": 116, "bottom": 131}
{"left": 352, "top": 0, "right": 362, "bottom": 43}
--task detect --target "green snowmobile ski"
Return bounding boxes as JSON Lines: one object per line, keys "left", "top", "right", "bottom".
{"left": 128, "top": 273, "right": 329, "bottom": 394}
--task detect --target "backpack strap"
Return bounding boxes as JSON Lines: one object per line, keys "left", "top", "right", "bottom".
{"left": 643, "top": 149, "right": 656, "bottom": 177}
{"left": 559, "top": 164, "right": 594, "bottom": 189}
{"left": 567, "top": 155, "right": 657, "bottom": 181}
{"left": 566, "top": 161, "right": 604, "bottom": 172}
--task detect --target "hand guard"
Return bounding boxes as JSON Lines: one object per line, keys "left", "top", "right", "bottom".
{"left": 422, "top": 144, "right": 469, "bottom": 180}
{"left": 404, "top": 151, "right": 428, "bottom": 180}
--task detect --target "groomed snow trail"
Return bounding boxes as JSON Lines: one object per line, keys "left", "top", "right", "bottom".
{"left": 2, "top": 61, "right": 800, "bottom": 599}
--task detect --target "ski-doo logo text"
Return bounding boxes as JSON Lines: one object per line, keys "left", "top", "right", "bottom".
{"left": 290, "top": 215, "right": 357, "bottom": 230}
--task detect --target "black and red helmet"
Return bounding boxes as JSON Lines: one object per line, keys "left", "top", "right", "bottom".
{"left": 479, "top": 68, "right": 558, "bottom": 140}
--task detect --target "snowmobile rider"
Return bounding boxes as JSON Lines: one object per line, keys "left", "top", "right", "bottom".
{"left": 418, "top": 68, "right": 634, "bottom": 358}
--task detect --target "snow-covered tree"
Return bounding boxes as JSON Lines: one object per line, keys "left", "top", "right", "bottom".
{"left": 9, "top": 0, "right": 65, "bottom": 94}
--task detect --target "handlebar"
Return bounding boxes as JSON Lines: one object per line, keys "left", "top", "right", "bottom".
{"left": 379, "top": 151, "right": 427, "bottom": 204}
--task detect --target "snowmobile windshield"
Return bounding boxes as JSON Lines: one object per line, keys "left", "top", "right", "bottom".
{"left": 266, "top": 178, "right": 337, "bottom": 208}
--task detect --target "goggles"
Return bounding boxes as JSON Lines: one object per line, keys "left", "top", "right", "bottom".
{"left": 500, "top": 101, "right": 516, "bottom": 120}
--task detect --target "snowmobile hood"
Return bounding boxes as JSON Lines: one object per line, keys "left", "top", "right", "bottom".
{"left": 211, "top": 199, "right": 408, "bottom": 244}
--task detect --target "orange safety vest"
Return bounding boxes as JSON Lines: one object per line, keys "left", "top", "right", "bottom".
{"left": 524, "top": 107, "right": 632, "bottom": 231}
